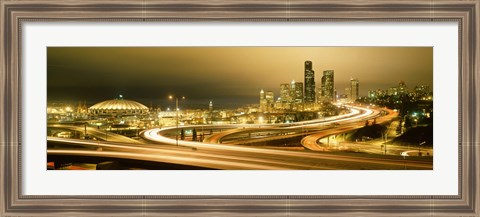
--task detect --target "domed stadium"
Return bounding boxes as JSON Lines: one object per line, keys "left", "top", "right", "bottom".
{"left": 88, "top": 97, "right": 149, "bottom": 116}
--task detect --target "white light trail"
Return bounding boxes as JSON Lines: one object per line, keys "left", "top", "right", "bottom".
{"left": 142, "top": 105, "right": 378, "bottom": 148}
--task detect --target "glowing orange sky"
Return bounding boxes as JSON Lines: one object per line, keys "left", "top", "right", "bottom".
{"left": 48, "top": 47, "right": 432, "bottom": 105}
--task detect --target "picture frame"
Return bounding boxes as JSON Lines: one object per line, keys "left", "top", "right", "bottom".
{"left": 1, "top": 0, "right": 478, "bottom": 216}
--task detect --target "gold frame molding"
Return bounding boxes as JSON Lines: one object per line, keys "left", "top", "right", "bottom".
{"left": 1, "top": 0, "right": 479, "bottom": 216}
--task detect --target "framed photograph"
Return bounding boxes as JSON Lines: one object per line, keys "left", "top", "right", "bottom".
{"left": 1, "top": 0, "right": 479, "bottom": 216}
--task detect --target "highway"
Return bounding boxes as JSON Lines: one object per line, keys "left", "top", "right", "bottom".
{"left": 48, "top": 137, "right": 432, "bottom": 170}
{"left": 48, "top": 124, "right": 142, "bottom": 144}
{"left": 142, "top": 105, "right": 381, "bottom": 147}
{"left": 48, "top": 105, "right": 432, "bottom": 170}
{"left": 301, "top": 108, "right": 398, "bottom": 151}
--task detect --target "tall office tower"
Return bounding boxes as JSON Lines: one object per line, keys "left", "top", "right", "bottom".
{"left": 259, "top": 89, "right": 267, "bottom": 112}
{"left": 320, "top": 70, "right": 335, "bottom": 102}
{"left": 291, "top": 80, "right": 304, "bottom": 104}
{"left": 265, "top": 91, "right": 274, "bottom": 112}
{"left": 304, "top": 61, "right": 316, "bottom": 103}
{"left": 317, "top": 87, "right": 322, "bottom": 103}
{"left": 350, "top": 78, "right": 359, "bottom": 102}
{"left": 209, "top": 101, "right": 213, "bottom": 113}
{"left": 280, "top": 83, "right": 291, "bottom": 103}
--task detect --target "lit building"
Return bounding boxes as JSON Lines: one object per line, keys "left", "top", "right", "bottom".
{"left": 274, "top": 97, "right": 283, "bottom": 110}
{"left": 291, "top": 80, "right": 304, "bottom": 104}
{"left": 47, "top": 103, "right": 77, "bottom": 123}
{"left": 88, "top": 96, "right": 149, "bottom": 117}
{"left": 350, "top": 78, "right": 359, "bottom": 102}
{"left": 259, "top": 89, "right": 274, "bottom": 113}
{"left": 304, "top": 61, "right": 316, "bottom": 103}
{"left": 376, "top": 89, "right": 386, "bottom": 97}
{"left": 387, "top": 81, "right": 408, "bottom": 98}
{"left": 265, "top": 91, "right": 274, "bottom": 112}
{"left": 280, "top": 83, "right": 291, "bottom": 103}
{"left": 320, "top": 70, "right": 335, "bottom": 102}
{"left": 414, "top": 85, "right": 430, "bottom": 99}
{"left": 388, "top": 87, "right": 398, "bottom": 96}
{"left": 368, "top": 89, "right": 386, "bottom": 100}
{"left": 76, "top": 100, "right": 88, "bottom": 114}
{"left": 398, "top": 81, "right": 409, "bottom": 95}
{"left": 47, "top": 104, "right": 73, "bottom": 115}
{"left": 259, "top": 89, "right": 267, "bottom": 112}
{"left": 158, "top": 110, "right": 178, "bottom": 126}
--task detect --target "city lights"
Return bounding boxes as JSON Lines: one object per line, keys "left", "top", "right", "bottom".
{"left": 46, "top": 47, "right": 433, "bottom": 170}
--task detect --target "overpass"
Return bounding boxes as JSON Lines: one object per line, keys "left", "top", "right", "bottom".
{"left": 48, "top": 124, "right": 142, "bottom": 144}
{"left": 301, "top": 108, "right": 398, "bottom": 151}
{"left": 47, "top": 105, "right": 432, "bottom": 170}
{"left": 142, "top": 105, "right": 382, "bottom": 147}
{"left": 48, "top": 135, "right": 432, "bottom": 170}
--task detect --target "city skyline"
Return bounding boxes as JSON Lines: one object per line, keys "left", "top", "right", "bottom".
{"left": 46, "top": 47, "right": 434, "bottom": 170}
{"left": 48, "top": 47, "right": 433, "bottom": 106}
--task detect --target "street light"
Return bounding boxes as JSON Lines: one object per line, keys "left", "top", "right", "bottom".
{"left": 169, "top": 95, "right": 185, "bottom": 146}
{"left": 401, "top": 152, "right": 408, "bottom": 169}
{"left": 384, "top": 121, "right": 395, "bottom": 155}
{"left": 419, "top": 141, "right": 426, "bottom": 156}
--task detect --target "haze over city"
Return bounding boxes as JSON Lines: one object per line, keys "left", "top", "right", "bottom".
{"left": 47, "top": 47, "right": 432, "bottom": 107}
{"left": 47, "top": 47, "right": 433, "bottom": 170}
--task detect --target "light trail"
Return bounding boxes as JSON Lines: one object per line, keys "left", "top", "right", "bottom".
{"left": 48, "top": 149, "right": 292, "bottom": 170}
{"left": 47, "top": 105, "right": 432, "bottom": 170}
{"left": 48, "top": 137, "right": 333, "bottom": 169}
{"left": 48, "top": 138, "right": 432, "bottom": 170}
{"left": 301, "top": 108, "right": 398, "bottom": 151}
{"left": 142, "top": 105, "right": 378, "bottom": 146}
{"left": 48, "top": 124, "right": 142, "bottom": 144}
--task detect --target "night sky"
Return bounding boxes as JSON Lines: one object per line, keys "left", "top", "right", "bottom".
{"left": 47, "top": 47, "right": 433, "bottom": 108}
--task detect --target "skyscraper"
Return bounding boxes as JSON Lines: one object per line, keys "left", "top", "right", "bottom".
{"left": 291, "top": 80, "right": 304, "bottom": 104}
{"left": 304, "top": 61, "right": 315, "bottom": 103}
{"left": 350, "top": 78, "right": 359, "bottom": 102}
{"left": 280, "top": 83, "right": 291, "bottom": 103}
{"left": 320, "top": 70, "right": 335, "bottom": 102}
{"left": 259, "top": 89, "right": 274, "bottom": 113}
{"left": 259, "top": 89, "right": 267, "bottom": 112}
{"left": 265, "top": 91, "right": 274, "bottom": 112}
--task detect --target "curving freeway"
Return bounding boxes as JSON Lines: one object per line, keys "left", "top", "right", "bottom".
{"left": 48, "top": 137, "right": 432, "bottom": 170}
{"left": 48, "top": 105, "right": 431, "bottom": 170}
{"left": 301, "top": 108, "right": 398, "bottom": 151}
{"left": 48, "top": 124, "right": 142, "bottom": 144}
{"left": 141, "top": 105, "right": 382, "bottom": 147}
